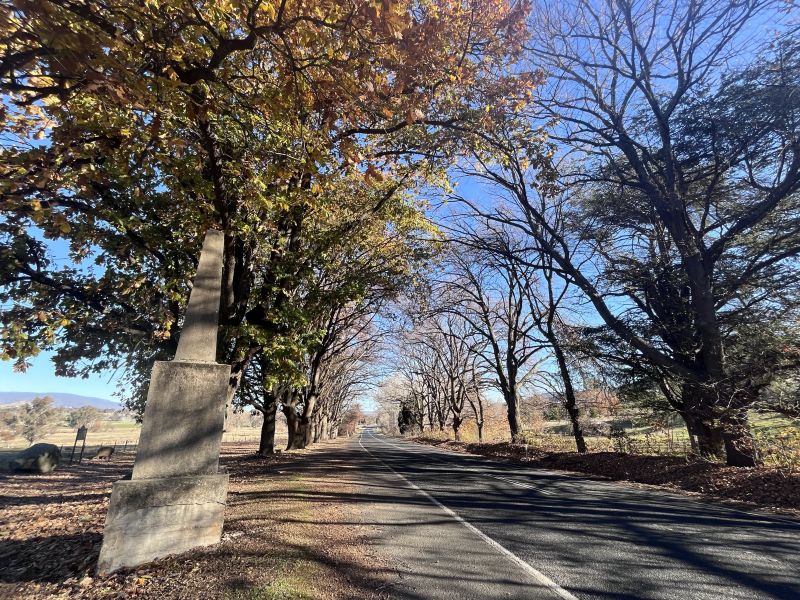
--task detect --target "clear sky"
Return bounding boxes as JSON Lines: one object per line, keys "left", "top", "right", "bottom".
{"left": 0, "top": 230, "right": 122, "bottom": 400}
{"left": 0, "top": 350, "right": 121, "bottom": 400}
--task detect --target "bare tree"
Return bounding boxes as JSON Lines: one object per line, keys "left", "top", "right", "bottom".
{"left": 439, "top": 236, "right": 546, "bottom": 442}
{"left": 452, "top": 0, "right": 799, "bottom": 465}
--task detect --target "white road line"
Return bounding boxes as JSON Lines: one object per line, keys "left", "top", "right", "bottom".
{"left": 358, "top": 433, "right": 579, "bottom": 600}
{"left": 485, "top": 474, "right": 555, "bottom": 496}
{"left": 372, "top": 432, "right": 800, "bottom": 528}
{"left": 370, "top": 432, "right": 557, "bottom": 496}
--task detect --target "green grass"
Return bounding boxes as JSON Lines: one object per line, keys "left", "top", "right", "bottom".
{"left": 1, "top": 420, "right": 141, "bottom": 450}
{"left": 225, "top": 572, "right": 317, "bottom": 600}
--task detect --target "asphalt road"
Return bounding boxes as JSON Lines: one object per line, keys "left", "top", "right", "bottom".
{"left": 353, "top": 427, "right": 800, "bottom": 600}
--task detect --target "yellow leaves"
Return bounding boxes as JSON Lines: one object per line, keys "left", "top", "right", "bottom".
{"left": 380, "top": 107, "right": 394, "bottom": 119}
{"left": 37, "top": 311, "right": 48, "bottom": 323}
{"left": 153, "top": 329, "right": 171, "bottom": 341}
{"left": 258, "top": 2, "right": 277, "bottom": 21}
{"left": 48, "top": 212, "right": 71, "bottom": 234}
{"left": 166, "top": 46, "right": 184, "bottom": 62}
{"left": 25, "top": 104, "right": 44, "bottom": 117}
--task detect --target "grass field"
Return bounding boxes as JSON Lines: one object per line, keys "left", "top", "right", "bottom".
{"left": 1, "top": 419, "right": 288, "bottom": 463}
{"left": 424, "top": 410, "right": 800, "bottom": 468}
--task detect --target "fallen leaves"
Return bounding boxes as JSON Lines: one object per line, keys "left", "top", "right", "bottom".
{"left": 412, "top": 438, "right": 800, "bottom": 515}
{"left": 1, "top": 441, "right": 389, "bottom": 599}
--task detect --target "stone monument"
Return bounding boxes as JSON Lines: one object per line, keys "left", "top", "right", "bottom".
{"left": 97, "top": 230, "right": 231, "bottom": 574}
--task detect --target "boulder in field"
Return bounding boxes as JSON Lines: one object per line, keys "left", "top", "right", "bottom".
{"left": 11, "top": 443, "right": 61, "bottom": 474}
{"left": 93, "top": 446, "right": 115, "bottom": 460}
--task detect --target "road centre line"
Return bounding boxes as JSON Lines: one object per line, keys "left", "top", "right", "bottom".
{"left": 358, "top": 433, "right": 579, "bottom": 600}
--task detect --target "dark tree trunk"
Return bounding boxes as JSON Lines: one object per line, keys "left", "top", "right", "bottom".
{"left": 564, "top": 401, "right": 587, "bottom": 454}
{"left": 283, "top": 403, "right": 303, "bottom": 450}
{"left": 682, "top": 382, "right": 725, "bottom": 460}
{"left": 297, "top": 389, "right": 319, "bottom": 449}
{"left": 452, "top": 416, "right": 462, "bottom": 441}
{"left": 688, "top": 415, "right": 725, "bottom": 460}
{"left": 258, "top": 393, "right": 278, "bottom": 456}
{"left": 721, "top": 411, "right": 759, "bottom": 467}
{"left": 552, "top": 343, "right": 587, "bottom": 453}
{"left": 312, "top": 414, "right": 320, "bottom": 443}
{"left": 477, "top": 421, "right": 484, "bottom": 442}
{"left": 296, "top": 416, "right": 312, "bottom": 449}
{"left": 222, "top": 343, "right": 258, "bottom": 433}
{"left": 677, "top": 410, "right": 700, "bottom": 455}
{"left": 506, "top": 392, "right": 523, "bottom": 443}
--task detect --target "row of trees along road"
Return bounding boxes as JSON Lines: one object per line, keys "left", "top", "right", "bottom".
{"left": 0, "top": 0, "right": 534, "bottom": 453}
{"left": 380, "top": 0, "right": 800, "bottom": 467}
{"left": 2, "top": 1, "right": 799, "bottom": 465}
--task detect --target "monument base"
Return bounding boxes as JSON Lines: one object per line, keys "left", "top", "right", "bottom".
{"left": 96, "top": 473, "right": 229, "bottom": 574}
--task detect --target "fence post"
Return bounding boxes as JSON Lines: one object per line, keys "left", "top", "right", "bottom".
{"left": 77, "top": 437, "right": 87, "bottom": 464}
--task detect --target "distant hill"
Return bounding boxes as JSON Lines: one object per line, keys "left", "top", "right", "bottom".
{"left": 0, "top": 391, "right": 120, "bottom": 410}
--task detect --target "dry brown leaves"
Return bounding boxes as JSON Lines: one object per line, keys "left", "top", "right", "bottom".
{"left": 413, "top": 438, "right": 800, "bottom": 515}
{"left": 0, "top": 441, "right": 387, "bottom": 600}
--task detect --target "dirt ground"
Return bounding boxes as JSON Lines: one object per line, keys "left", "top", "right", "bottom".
{"left": 0, "top": 439, "right": 388, "bottom": 600}
{"left": 412, "top": 438, "right": 800, "bottom": 516}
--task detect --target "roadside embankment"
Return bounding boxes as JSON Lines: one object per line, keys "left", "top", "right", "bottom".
{"left": 411, "top": 437, "right": 800, "bottom": 515}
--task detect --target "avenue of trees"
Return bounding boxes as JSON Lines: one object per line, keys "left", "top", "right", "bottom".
{"left": 2, "top": 0, "right": 798, "bottom": 467}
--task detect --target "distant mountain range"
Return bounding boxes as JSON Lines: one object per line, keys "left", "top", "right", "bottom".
{"left": 0, "top": 391, "right": 121, "bottom": 410}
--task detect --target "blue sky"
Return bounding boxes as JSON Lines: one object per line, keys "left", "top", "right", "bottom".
{"left": 0, "top": 350, "right": 121, "bottom": 400}
{"left": 0, "top": 232, "right": 121, "bottom": 400}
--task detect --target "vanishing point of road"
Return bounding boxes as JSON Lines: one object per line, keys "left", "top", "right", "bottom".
{"left": 347, "top": 426, "right": 800, "bottom": 600}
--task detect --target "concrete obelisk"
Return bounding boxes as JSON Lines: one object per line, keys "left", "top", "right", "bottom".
{"left": 97, "top": 230, "right": 231, "bottom": 574}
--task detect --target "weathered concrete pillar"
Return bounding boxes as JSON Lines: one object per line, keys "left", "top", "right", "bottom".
{"left": 97, "top": 230, "right": 231, "bottom": 574}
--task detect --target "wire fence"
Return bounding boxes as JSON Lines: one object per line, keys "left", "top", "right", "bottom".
{"left": 519, "top": 428, "right": 695, "bottom": 457}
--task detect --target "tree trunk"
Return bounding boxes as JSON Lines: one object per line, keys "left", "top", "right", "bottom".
{"left": 320, "top": 414, "right": 329, "bottom": 441}
{"left": 721, "top": 411, "right": 759, "bottom": 467}
{"left": 452, "top": 416, "right": 462, "bottom": 441}
{"left": 682, "top": 382, "right": 725, "bottom": 459}
{"left": 678, "top": 411, "right": 700, "bottom": 455}
{"left": 258, "top": 394, "right": 277, "bottom": 456}
{"left": 477, "top": 421, "right": 484, "bottom": 442}
{"left": 552, "top": 343, "right": 587, "bottom": 453}
{"left": 297, "top": 416, "right": 312, "bottom": 448}
{"left": 506, "top": 392, "right": 523, "bottom": 443}
{"left": 296, "top": 389, "right": 319, "bottom": 449}
{"left": 283, "top": 401, "right": 303, "bottom": 450}
{"left": 312, "top": 414, "right": 321, "bottom": 443}
{"left": 223, "top": 343, "right": 259, "bottom": 420}
{"left": 564, "top": 401, "right": 587, "bottom": 454}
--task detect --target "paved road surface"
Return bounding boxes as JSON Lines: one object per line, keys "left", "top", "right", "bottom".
{"left": 348, "top": 427, "right": 800, "bottom": 600}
